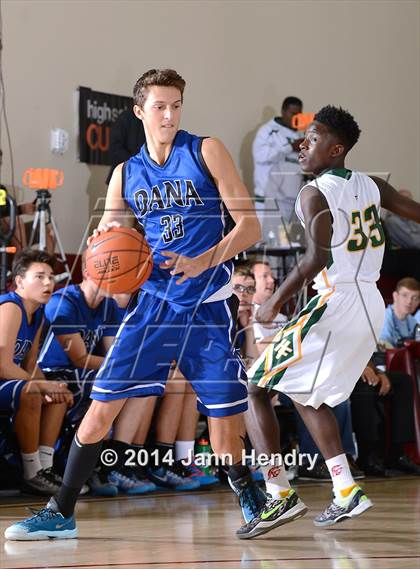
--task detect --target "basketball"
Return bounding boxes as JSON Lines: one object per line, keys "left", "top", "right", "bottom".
{"left": 86, "top": 226, "right": 153, "bottom": 294}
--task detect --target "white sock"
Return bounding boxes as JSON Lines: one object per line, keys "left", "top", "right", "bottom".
{"left": 39, "top": 445, "right": 54, "bottom": 470}
{"left": 21, "top": 451, "right": 42, "bottom": 480}
{"left": 175, "top": 440, "right": 195, "bottom": 463}
{"left": 325, "top": 453, "right": 356, "bottom": 503}
{"left": 261, "top": 458, "right": 291, "bottom": 499}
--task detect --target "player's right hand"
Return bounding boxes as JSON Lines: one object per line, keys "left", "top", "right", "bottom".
{"left": 38, "top": 381, "right": 74, "bottom": 406}
{"left": 87, "top": 221, "right": 121, "bottom": 245}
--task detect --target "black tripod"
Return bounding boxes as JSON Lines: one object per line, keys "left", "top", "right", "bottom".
{"left": 28, "top": 189, "right": 70, "bottom": 282}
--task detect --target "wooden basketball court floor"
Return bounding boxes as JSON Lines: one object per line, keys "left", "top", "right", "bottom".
{"left": 0, "top": 478, "right": 419, "bottom": 569}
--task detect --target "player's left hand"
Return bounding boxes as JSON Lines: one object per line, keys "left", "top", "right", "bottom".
{"left": 160, "top": 252, "right": 208, "bottom": 284}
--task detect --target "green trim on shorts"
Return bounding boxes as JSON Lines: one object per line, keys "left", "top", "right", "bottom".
{"left": 251, "top": 296, "right": 328, "bottom": 390}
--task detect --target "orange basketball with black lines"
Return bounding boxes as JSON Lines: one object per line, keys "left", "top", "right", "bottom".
{"left": 86, "top": 227, "right": 153, "bottom": 294}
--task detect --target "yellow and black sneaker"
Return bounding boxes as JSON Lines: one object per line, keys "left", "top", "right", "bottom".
{"left": 236, "top": 489, "right": 308, "bottom": 540}
{"left": 314, "top": 486, "right": 373, "bottom": 527}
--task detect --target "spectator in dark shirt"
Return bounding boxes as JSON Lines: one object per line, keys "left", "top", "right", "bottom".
{"left": 106, "top": 107, "right": 146, "bottom": 184}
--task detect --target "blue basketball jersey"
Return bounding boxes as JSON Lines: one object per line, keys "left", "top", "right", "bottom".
{"left": 0, "top": 291, "right": 44, "bottom": 365}
{"left": 38, "top": 285, "right": 121, "bottom": 370}
{"left": 123, "top": 130, "right": 233, "bottom": 312}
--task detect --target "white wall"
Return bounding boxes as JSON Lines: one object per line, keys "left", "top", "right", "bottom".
{"left": 1, "top": 0, "right": 419, "bottom": 252}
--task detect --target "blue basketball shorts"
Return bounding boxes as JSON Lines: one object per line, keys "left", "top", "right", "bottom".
{"left": 0, "top": 379, "right": 26, "bottom": 414}
{"left": 91, "top": 292, "right": 248, "bottom": 417}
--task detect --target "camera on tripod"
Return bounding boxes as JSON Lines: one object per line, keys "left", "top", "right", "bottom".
{"left": 22, "top": 168, "right": 70, "bottom": 283}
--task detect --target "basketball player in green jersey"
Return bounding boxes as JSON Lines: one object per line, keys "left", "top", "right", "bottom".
{"left": 239, "top": 105, "right": 420, "bottom": 538}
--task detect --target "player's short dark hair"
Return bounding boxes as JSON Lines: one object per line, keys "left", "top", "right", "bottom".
{"left": 12, "top": 248, "right": 55, "bottom": 280}
{"left": 395, "top": 277, "right": 420, "bottom": 293}
{"left": 281, "top": 96, "right": 303, "bottom": 111}
{"left": 314, "top": 105, "right": 361, "bottom": 151}
{"left": 133, "top": 69, "right": 186, "bottom": 109}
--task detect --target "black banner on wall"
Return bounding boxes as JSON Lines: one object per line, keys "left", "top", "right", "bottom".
{"left": 78, "top": 86, "right": 132, "bottom": 165}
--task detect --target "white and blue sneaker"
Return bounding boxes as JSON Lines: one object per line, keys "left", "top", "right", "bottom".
{"left": 147, "top": 464, "right": 200, "bottom": 491}
{"left": 108, "top": 468, "right": 156, "bottom": 495}
{"left": 88, "top": 469, "right": 118, "bottom": 497}
{"left": 4, "top": 500, "right": 77, "bottom": 541}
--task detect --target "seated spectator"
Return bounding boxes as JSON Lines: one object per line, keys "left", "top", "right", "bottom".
{"left": 351, "top": 362, "right": 420, "bottom": 476}
{"left": 232, "top": 265, "right": 259, "bottom": 366}
{"left": 250, "top": 259, "right": 287, "bottom": 344}
{"left": 39, "top": 257, "right": 156, "bottom": 496}
{"left": 38, "top": 253, "right": 122, "bottom": 424}
{"left": 383, "top": 190, "right": 420, "bottom": 249}
{"left": 379, "top": 277, "right": 420, "bottom": 347}
{"left": 0, "top": 249, "right": 73, "bottom": 495}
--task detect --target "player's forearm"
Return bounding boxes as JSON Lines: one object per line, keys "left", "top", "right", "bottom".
{"left": 30, "top": 366, "right": 46, "bottom": 380}
{"left": 243, "top": 328, "right": 259, "bottom": 367}
{"left": 71, "top": 354, "right": 104, "bottom": 371}
{"left": 373, "top": 176, "right": 420, "bottom": 223}
{"left": 22, "top": 362, "right": 46, "bottom": 380}
{"left": 196, "top": 215, "right": 261, "bottom": 270}
{"left": 98, "top": 212, "right": 134, "bottom": 229}
{"left": 0, "top": 361, "right": 32, "bottom": 381}
{"left": 271, "top": 255, "right": 326, "bottom": 311}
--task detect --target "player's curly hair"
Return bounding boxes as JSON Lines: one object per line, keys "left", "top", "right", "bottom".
{"left": 314, "top": 105, "right": 361, "bottom": 151}
{"left": 133, "top": 69, "right": 186, "bottom": 109}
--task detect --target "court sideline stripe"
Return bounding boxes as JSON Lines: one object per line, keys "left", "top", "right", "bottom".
{"left": 5, "top": 554, "right": 420, "bottom": 569}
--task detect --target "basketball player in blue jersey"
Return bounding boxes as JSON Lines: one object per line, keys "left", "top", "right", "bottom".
{"left": 0, "top": 249, "right": 73, "bottom": 496}
{"left": 235, "top": 106, "right": 420, "bottom": 539}
{"left": 5, "top": 69, "right": 265, "bottom": 541}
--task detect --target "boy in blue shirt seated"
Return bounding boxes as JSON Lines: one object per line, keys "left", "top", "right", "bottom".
{"left": 0, "top": 249, "right": 73, "bottom": 495}
{"left": 39, "top": 256, "right": 153, "bottom": 496}
{"left": 380, "top": 277, "right": 420, "bottom": 347}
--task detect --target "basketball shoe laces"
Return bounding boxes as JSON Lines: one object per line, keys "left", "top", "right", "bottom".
{"left": 25, "top": 506, "right": 59, "bottom": 522}
{"left": 320, "top": 500, "right": 347, "bottom": 519}
{"left": 112, "top": 469, "right": 135, "bottom": 485}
